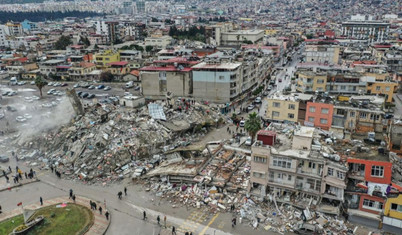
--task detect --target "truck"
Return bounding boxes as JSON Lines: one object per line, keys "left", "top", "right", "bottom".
{"left": 10, "top": 77, "right": 18, "bottom": 85}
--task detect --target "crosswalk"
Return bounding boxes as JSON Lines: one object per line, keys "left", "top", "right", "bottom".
{"left": 177, "top": 209, "right": 209, "bottom": 234}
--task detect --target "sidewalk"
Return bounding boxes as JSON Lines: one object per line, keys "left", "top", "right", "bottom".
{"left": 0, "top": 177, "right": 39, "bottom": 192}
{"left": 0, "top": 195, "right": 110, "bottom": 235}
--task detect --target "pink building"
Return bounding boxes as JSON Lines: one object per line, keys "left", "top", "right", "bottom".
{"left": 304, "top": 102, "right": 334, "bottom": 130}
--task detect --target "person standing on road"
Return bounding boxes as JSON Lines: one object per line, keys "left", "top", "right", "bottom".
{"left": 69, "top": 189, "right": 73, "bottom": 199}
{"left": 143, "top": 211, "right": 147, "bottom": 220}
{"left": 118, "top": 191, "right": 122, "bottom": 199}
{"left": 72, "top": 194, "right": 76, "bottom": 203}
{"left": 99, "top": 206, "right": 102, "bottom": 215}
{"left": 40, "top": 197, "right": 43, "bottom": 206}
{"left": 172, "top": 226, "right": 176, "bottom": 235}
{"left": 124, "top": 187, "right": 127, "bottom": 196}
{"left": 105, "top": 210, "right": 109, "bottom": 220}
{"left": 157, "top": 215, "right": 160, "bottom": 225}
{"left": 164, "top": 215, "right": 167, "bottom": 228}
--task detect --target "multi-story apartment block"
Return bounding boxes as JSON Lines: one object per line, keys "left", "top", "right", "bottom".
{"left": 296, "top": 70, "right": 327, "bottom": 93}
{"left": 249, "top": 125, "right": 347, "bottom": 214}
{"left": 144, "top": 35, "right": 173, "bottom": 50}
{"left": 68, "top": 62, "right": 97, "bottom": 81}
{"left": 265, "top": 94, "right": 300, "bottom": 123}
{"left": 303, "top": 41, "right": 340, "bottom": 65}
{"left": 192, "top": 60, "right": 242, "bottom": 103}
{"left": 305, "top": 101, "right": 334, "bottom": 130}
{"left": 5, "top": 22, "right": 23, "bottom": 36}
{"left": 341, "top": 21, "right": 390, "bottom": 44}
{"left": 0, "top": 25, "right": 9, "bottom": 47}
{"left": 94, "top": 50, "right": 120, "bottom": 68}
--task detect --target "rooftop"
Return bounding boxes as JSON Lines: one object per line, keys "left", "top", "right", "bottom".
{"left": 192, "top": 62, "right": 241, "bottom": 70}
{"left": 294, "top": 126, "right": 315, "bottom": 138}
{"left": 140, "top": 65, "right": 192, "bottom": 72}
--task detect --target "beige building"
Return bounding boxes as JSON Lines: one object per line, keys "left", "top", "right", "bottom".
{"left": 266, "top": 94, "right": 300, "bottom": 123}
{"left": 296, "top": 70, "right": 327, "bottom": 93}
{"left": 144, "top": 35, "right": 173, "bottom": 49}
{"left": 140, "top": 66, "right": 193, "bottom": 100}
{"left": 304, "top": 44, "right": 340, "bottom": 64}
{"left": 221, "top": 29, "right": 265, "bottom": 46}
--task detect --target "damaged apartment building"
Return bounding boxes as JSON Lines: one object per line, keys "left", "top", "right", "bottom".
{"left": 249, "top": 124, "right": 348, "bottom": 215}
{"left": 140, "top": 47, "right": 273, "bottom": 103}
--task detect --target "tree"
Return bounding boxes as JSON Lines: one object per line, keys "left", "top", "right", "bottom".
{"left": 145, "top": 45, "right": 154, "bottom": 52}
{"left": 54, "top": 35, "right": 72, "bottom": 50}
{"left": 80, "top": 36, "right": 90, "bottom": 47}
{"left": 35, "top": 75, "right": 47, "bottom": 98}
{"left": 244, "top": 112, "right": 261, "bottom": 143}
{"left": 100, "top": 71, "right": 114, "bottom": 83}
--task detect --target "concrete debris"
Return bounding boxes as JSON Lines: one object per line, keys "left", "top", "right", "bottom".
{"left": 15, "top": 101, "right": 224, "bottom": 184}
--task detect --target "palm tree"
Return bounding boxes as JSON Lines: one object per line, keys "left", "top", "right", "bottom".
{"left": 35, "top": 75, "right": 47, "bottom": 98}
{"left": 245, "top": 112, "right": 261, "bottom": 143}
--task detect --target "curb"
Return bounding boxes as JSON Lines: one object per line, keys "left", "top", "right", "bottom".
{"left": 0, "top": 195, "right": 110, "bottom": 235}
{"left": 0, "top": 178, "right": 40, "bottom": 192}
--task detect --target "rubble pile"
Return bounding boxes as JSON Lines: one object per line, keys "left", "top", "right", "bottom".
{"left": 18, "top": 101, "right": 224, "bottom": 184}
{"left": 239, "top": 197, "right": 352, "bottom": 234}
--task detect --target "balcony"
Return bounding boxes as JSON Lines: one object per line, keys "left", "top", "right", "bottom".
{"left": 297, "top": 167, "right": 321, "bottom": 178}
{"left": 268, "top": 178, "right": 294, "bottom": 188}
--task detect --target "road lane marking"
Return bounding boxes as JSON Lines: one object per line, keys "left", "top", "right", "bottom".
{"left": 198, "top": 212, "right": 219, "bottom": 235}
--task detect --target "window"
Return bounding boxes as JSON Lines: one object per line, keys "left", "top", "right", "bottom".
{"left": 288, "top": 113, "right": 295, "bottom": 119}
{"left": 272, "top": 111, "right": 280, "bottom": 117}
{"left": 328, "top": 168, "right": 334, "bottom": 176}
{"left": 363, "top": 199, "right": 383, "bottom": 211}
{"left": 288, "top": 175, "right": 292, "bottom": 181}
{"left": 288, "top": 104, "right": 295, "bottom": 110}
{"left": 253, "top": 172, "right": 265, "bottom": 178}
{"left": 376, "top": 86, "right": 381, "bottom": 91}
{"left": 391, "top": 203, "right": 402, "bottom": 212}
{"left": 320, "top": 118, "right": 328, "bottom": 124}
{"left": 309, "top": 106, "right": 316, "bottom": 113}
{"left": 317, "top": 79, "right": 324, "bottom": 84}
{"left": 371, "top": 165, "right": 384, "bottom": 177}
{"left": 321, "top": 108, "right": 329, "bottom": 114}
{"left": 385, "top": 86, "right": 390, "bottom": 91}
{"left": 336, "top": 109, "right": 345, "bottom": 116}
{"left": 340, "top": 85, "right": 346, "bottom": 90}
{"left": 337, "top": 171, "right": 345, "bottom": 179}
{"left": 272, "top": 157, "right": 292, "bottom": 169}
{"left": 360, "top": 112, "right": 367, "bottom": 119}
{"left": 219, "top": 76, "right": 224, "bottom": 80}
{"left": 254, "top": 156, "right": 267, "bottom": 163}
{"left": 273, "top": 102, "right": 280, "bottom": 108}
{"left": 350, "top": 111, "right": 355, "bottom": 117}
{"left": 308, "top": 162, "right": 316, "bottom": 169}
{"left": 308, "top": 117, "right": 315, "bottom": 122}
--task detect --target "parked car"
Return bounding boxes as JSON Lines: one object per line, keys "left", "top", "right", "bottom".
{"left": 263, "top": 91, "right": 269, "bottom": 96}
{"left": 245, "top": 136, "right": 252, "bottom": 146}
{"left": 104, "top": 86, "right": 111, "bottom": 91}
{"left": 134, "top": 86, "right": 141, "bottom": 91}
{"left": 267, "top": 85, "right": 273, "bottom": 91}
{"left": 278, "top": 78, "right": 282, "bottom": 82}
{"left": 0, "top": 113, "right": 4, "bottom": 119}
{"left": 30, "top": 81, "right": 35, "bottom": 85}
{"left": 254, "top": 97, "right": 262, "bottom": 104}
{"left": 73, "top": 83, "right": 80, "bottom": 88}
{"left": 125, "top": 81, "right": 134, "bottom": 89}
{"left": 7, "top": 91, "right": 17, "bottom": 96}
{"left": 47, "top": 89, "right": 56, "bottom": 95}
{"left": 0, "top": 155, "right": 9, "bottom": 163}
{"left": 81, "top": 92, "right": 89, "bottom": 98}
{"left": 247, "top": 104, "right": 255, "bottom": 111}
{"left": 97, "top": 84, "right": 105, "bottom": 90}
{"left": 294, "top": 223, "right": 321, "bottom": 235}
{"left": 239, "top": 120, "right": 245, "bottom": 127}
{"left": 77, "top": 91, "right": 83, "bottom": 96}
{"left": 61, "top": 83, "right": 68, "bottom": 87}
{"left": 87, "top": 94, "right": 95, "bottom": 99}
{"left": 16, "top": 116, "right": 27, "bottom": 122}
{"left": 6, "top": 106, "right": 17, "bottom": 112}
{"left": 88, "top": 85, "right": 95, "bottom": 90}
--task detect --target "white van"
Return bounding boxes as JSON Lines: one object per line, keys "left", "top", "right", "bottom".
{"left": 10, "top": 77, "right": 18, "bottom": 85}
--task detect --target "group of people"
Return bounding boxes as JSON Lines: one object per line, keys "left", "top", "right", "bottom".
{"left": 50, "top": 165, "right": 62, "bottom": 178}
{"left": 2, "top": 166, "right": 36, "bottom": 184}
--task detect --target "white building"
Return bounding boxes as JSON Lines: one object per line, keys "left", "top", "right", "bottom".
{"left": 0, "top": 25, "right": 9, "bottom": 47}
{"left": 341, "top": 21, "right": 390, "bottom": 44}
{"left": 144, "top": 35, "right": 172, "bottom": 49}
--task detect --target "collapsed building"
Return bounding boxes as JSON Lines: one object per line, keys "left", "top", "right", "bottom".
{"left": 17, "top": 99, "right": 225, "bottom": 184}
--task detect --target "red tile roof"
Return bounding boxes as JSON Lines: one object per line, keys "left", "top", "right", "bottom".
{"left": 107, "top": 61, "right": 128, "bottom": 66}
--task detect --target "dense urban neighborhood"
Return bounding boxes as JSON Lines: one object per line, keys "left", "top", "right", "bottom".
{"left": 0, "top": 0, "right": 402, "bottom": 235}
